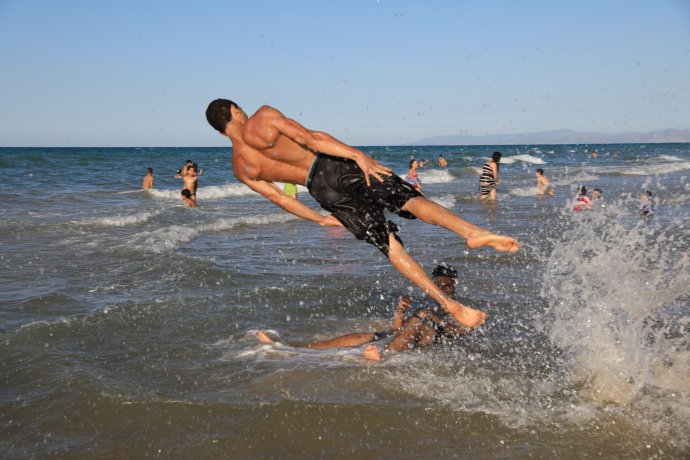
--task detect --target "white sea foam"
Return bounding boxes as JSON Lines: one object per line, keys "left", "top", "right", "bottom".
{"left": 78, "top": 211, "right": 160, "bottom": 227}
{"left": 554, "top": 171, "right": 599, "bottom": 187}
{"left": 500, "top": 154, "right": 545, "bottom": 165}
{"left": 419, "top": 169, "right": 455, "bottom": 184}
{"left": 147, "top": 183, "right": 258, "bottom": 200}
{"left": 540, "top": 206, "right": 690, "bottom": 438}
{"left": 658, "top": 154, "right": 685, "bottom": 162}
{"left": 130, "top": 213, "right": 300, "bottom": 253}
{"left": 467, "top": 166, "right": 483, "bottom": 176}
{"left": 616, "top": 160, "right": 690, "bottom": 176}
{"left": 508, "top": 186, "right": 540, "bottom": 197}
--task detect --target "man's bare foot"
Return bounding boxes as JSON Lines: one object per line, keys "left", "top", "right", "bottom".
{"left": 467, "top": 232, "right": 520, "bottom": 253}
{"left": 443, "top": 300, "right": 487, "bottom": 328}
{"left": 257, "top": 331, "right": 274, "bottom": 344}
{"left": 363, "top": 345, "right": 382, "bottom": 361}
{"left": 456, "top": 306, "right": 487, "bottom": 328}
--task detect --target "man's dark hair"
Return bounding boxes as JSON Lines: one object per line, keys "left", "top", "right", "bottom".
{"left": 432, "top": 263, "right": 457, "bottom": 279}
{"left": 206, "top": 99, "right": 237, "bottom": 133}
{"left": 536, "top": 168, "right": 544, "bottom": 175}
{"left": 645, "top": 190, "right": 652, "bottom": 198}
{"left": 147, "top": 167, "right": 153, "bottom": 174}
{"left": 580, "top": 186, "right": 587, "bottom": 195}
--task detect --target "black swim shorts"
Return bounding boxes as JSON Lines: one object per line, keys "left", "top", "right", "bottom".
{"left": 306, "top": 154, "right": 422, "bottom": 255}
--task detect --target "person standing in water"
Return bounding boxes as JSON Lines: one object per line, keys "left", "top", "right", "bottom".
{"left": 405, "top": 159, "right": 422, "bottom": 193}
{"left": 479, "top": 151, "right": 501, "bottom": 201}
{"left": 142, "top": 168, "right": 154, "bottom": 189}
{"left": 205, "top": 99, "right": 520, "bottom": 328}
{"left": 180, "top": 189, "right": 197, "bottom": 208}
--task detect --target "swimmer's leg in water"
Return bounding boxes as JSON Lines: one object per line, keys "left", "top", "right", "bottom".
{"left": 258, "top": 330, "right": 376, "bottom": 349}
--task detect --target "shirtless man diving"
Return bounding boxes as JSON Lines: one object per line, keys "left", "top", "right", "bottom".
{"left": 205, "top": 100, "right": 520, "bottom": 328}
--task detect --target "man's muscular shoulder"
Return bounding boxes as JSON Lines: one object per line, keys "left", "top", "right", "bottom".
{"left": 242, "top": 105, "right": 285, "bottom": 146}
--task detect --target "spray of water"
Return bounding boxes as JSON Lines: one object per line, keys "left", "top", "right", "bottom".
{"left": 539, "top": 198, "right": 689, "bottom": 442}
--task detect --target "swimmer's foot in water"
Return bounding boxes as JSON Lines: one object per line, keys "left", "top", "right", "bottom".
{"left": 257, "top": 331, "right": 275, "bottom": 344}
{"left": 363, "top": 345, "right": 382, "bottom": 361}
{"left": 467, "top": 231, "right": 520, "bottom": 253}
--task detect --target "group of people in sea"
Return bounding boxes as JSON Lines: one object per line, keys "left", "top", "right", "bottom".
{"left": 478, "top": 151, "right": 654, "bottom": 221}
{"left": 141, "top": 160, "right": 202, "bottom": 207}
{"left": 403, "top": 156, "right": 449, "bottom": 195}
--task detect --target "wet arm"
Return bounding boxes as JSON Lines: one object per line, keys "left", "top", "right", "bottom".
{"left": 242, "top": 178, "right": 340, "bottom": 225}
{"left": 390, "top": 296, "right": 413, "bottom": 330}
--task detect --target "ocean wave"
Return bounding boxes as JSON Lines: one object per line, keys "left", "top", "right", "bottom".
{"left": 500, "top": 154, "right": 545, "bottom": 165}
{"left": 507, "top": 186, "right": 540, "bottom": 197}
{"left": 75, "top": 211, "right": 160, "bottom": 227}
{"left": 615, "top": 160, "right": 690, "bottom": 176}
{"left": 130, "top": 213, "right": 300, "bottom": 253}
{"left": 419, "top": 169, "right": 455, "bottom": 184}
{"left": 467, "top": 166, "right": 483, "bottom": 176}
{"left": 553, "top": 172, "right": 600, "bottom": 187}
{"left": 146, "top": 183, "right": 259, "bottom": 200}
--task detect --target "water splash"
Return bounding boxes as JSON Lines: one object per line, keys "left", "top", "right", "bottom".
{"left": 539, "top": 200, "right": 689, "bottom": 442}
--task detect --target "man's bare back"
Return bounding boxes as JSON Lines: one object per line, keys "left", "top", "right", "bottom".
{"left": 231, "top": 107, "right": 317, "bottom": 185}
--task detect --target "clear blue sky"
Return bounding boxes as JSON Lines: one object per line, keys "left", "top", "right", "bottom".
{"left": 1, "top": 0, "right": 688, "bottom": 146}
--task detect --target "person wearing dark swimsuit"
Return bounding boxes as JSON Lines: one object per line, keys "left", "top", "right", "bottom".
{"left": 479, "top": 151, "right": 501, "bottom": 201}
{"left": 257, "top": 264, "right": 469, "bottom": 360}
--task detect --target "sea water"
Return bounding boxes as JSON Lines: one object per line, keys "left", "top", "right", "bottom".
{"left": 1, "top": 144, "right": 688, "bottom": 458}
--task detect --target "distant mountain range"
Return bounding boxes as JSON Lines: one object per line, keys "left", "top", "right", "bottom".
{"left": 409, "top": 128, "right": 690, "bottom": 146}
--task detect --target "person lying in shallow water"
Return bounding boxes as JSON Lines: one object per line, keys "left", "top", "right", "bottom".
{"left": 257, "top": 264, "right": 471, "bottom": 361}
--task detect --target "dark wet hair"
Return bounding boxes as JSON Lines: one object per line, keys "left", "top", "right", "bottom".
{"left": 536, "top": 168, "right": 544, "bottom": 175}
{"left": 645, "top": 190, "right": 652, "bottom": 198}
{"left": 147, "top": 167, "right": 153, "bottom": 174}
{"left": 206, "top": 99, "right": 237, "bottom": 133}
{"left": 593, "top": 188, "right": 602, "bottom": 195}
{"left": 181, "top": 189, "right": 192, "bottom": 198}
{"left": 491, "top": 151, "right": 502, "bottom": 173}
{"left": 580, "top": 186, "right": 587, "bottom": 195}
{"left": 409, "top": 159, "right": 416, "bottom": 168}
{"left": 432, "top": 263, "right": 457, "bottom": 279}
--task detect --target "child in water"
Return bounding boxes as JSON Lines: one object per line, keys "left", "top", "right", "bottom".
{"left": 573, "top": 186, "right": 593, "bottom": 212}
{"left": 535, "top": 168, "right": 554, "bottom": 196}
{"left": 639, "top": 190, "right": 654, "bottom": 221}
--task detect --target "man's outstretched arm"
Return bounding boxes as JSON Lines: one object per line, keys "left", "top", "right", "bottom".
{"left": 243, "top": 178, "right": 342, "bottom": 226}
